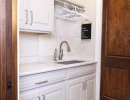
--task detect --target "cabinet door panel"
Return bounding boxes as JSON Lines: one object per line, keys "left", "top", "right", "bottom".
{"left": 103, "top": 67, "right": 130, "bottom": 100}
{"left": 20, "top": 90, "right": 40, "bottom": 100}
{"left": 86, "top": 79, "right": 95, "bottom": 100}
{"left": 83, "top": 74, "right": 95, "bottom": 100}
{"left": 29, "top": 0, "right": 54, "bottom": 32}
{"left": 66, "top": 77, "right": 83, "bottom": 100}
{"left": 19, "top": 0, "right": 28, "bottom": 29}
{"left": 40, "top": 82, "right": 65, "bottom": 100}
{"left": 43, "top": 90, "right": 62, "bottom": 100}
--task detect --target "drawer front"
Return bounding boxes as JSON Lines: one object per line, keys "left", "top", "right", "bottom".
{"left": 20, "top": 70, "right": 66, "bottom": 92}
{"left": 66, "top": 65, "right": 96, "bottom": 79}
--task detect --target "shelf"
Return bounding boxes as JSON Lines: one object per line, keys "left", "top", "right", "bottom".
{"left": 55, "top": 15, "right": 83, "bottom": 22}
{"left": 55, "top": 0, "right": 85, "bottom": 9}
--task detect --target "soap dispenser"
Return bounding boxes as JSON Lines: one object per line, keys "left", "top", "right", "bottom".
{"left": 54, "top": 49, "right": 58, "bottom": 61}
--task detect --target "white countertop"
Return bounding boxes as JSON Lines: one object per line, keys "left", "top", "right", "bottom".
{"left": 19, "top": 60, "right": 97, "bottom": 76}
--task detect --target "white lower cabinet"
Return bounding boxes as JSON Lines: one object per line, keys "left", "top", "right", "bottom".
{"left": 40, "top": 82, "right": 65, "bottom": 100}
{"left": 66, "top": 77, "right": 83, "bottom": 100}
{"left": 20, "top": 64, "right": 96, "bottom": 100}
{"left": 83, "top": 74, "right": 96, "bottom": 100}
{"left": 20, "top": 90, "right": 40, "bottom": 100}
{"left": 20, "top": 82, "right": 65, "bottom": 100}
{"left": 66, "top": 74, "right": 96, "bottom": 100}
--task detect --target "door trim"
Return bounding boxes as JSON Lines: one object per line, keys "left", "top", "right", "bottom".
{"left": 0, "top": 0, "right": 7, "bottom": 99}
{"left": 0, "top": 0, "right": 17, "bottom": 100}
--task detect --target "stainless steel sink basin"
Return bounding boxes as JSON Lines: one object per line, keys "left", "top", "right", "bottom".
{"left": 56, "top": 60, "right": 86, "bottom": 65}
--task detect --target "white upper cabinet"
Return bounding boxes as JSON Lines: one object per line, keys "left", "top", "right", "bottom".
{"left": 19, "top": 0, "right": 54, "bottom": 33}
{"left": 19, "top": 0, "right": 28, "bottom": 30}
{"left": 29, "top": 0, "right": 54, "bottom": 33}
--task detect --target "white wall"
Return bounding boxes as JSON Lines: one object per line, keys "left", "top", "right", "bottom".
{"left": 19, "top": 0, "right": 102, "bottom": 100}
{"left": 71, "top": 0, "right": 96, "bottom": 60}
{"left": 19, "top": 0, "right": 96, "bottom": 64}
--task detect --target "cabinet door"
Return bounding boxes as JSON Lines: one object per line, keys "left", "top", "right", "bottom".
{"left": 66, "top": 77, "right": 83, "bottom": 100}
{"left": 29, "top": 0, "right": 54, "bottom": 33}
{"left": 20, "top": 90, "right": 40, "bottom": 100}
{"left": 83, "top": 74, "right": 95, "bottom": 100}
{"left": 19, "top": 0, "right": 28, "bottom": 30}
{"left": 40, "top": 82, "right": 65, "bottom": 100}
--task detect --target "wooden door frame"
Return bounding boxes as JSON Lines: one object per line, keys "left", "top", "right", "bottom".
{"left": 0, "top": 0, "right": 17, "bottom": 100}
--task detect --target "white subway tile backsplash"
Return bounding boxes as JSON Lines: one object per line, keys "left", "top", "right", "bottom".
{"left": 39, "top": 55, "right": 54, "bottom": 62}
{"left": 19, "top": 56, "right": 39, "bottom": 64}
{"left": 19, "top": 32, "right": 39, "bottom": 57}
{"left": 39, "top": 34, "right": 56, "bottom": 56}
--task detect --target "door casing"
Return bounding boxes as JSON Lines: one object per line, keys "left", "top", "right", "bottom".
{"left": 0, "top": 0, "right": 17, "bottom": 100}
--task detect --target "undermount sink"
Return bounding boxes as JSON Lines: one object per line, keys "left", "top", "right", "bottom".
{"left": 55, "top": 60, "right": 86, "bottom": 65}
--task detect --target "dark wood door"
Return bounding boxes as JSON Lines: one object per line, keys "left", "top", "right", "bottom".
{"left": 101, "top": 0, "right": 130, "bottom": 100}
{"left": 0, "top": 0, "right": 17, "bottom": 100}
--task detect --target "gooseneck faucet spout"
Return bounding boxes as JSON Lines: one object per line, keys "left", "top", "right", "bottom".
{"left": 59, "top": 41, "right": 71, "bottom": 60}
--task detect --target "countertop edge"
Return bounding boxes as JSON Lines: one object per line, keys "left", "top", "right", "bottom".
{"left": 19, "top": 61, "right": 97, "bottom": 77}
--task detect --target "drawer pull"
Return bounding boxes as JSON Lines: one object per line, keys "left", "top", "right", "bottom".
{"left": 35, "top": 80, "right": 48, "bottom": 85}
